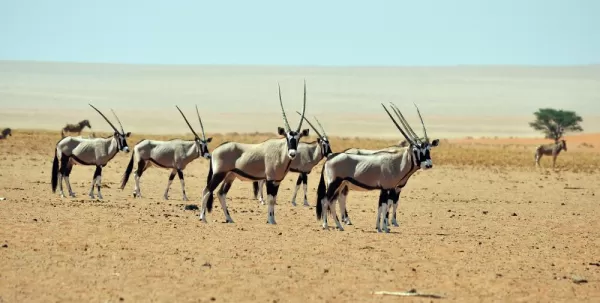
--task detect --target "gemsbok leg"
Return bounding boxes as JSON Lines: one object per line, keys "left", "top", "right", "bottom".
{"left": 216, "top": 174, "right": 235, "bottom": 223}
{"left": 164, "top": 169, "right": 177, "bottom": 200}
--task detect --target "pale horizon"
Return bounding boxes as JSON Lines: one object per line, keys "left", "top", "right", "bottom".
{"left": 1, "top": 60, "right": 599, "bottom": 140}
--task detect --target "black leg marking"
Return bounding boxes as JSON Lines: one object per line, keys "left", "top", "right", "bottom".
{"left": 168, "top": 172, "right": 176, "bottom": 181}
{"left": 302, "top": 173, "right": 308, "bottom": 184}
{"left": 60, "top": 154, "right": 70, "bottom": 176}
{"left": 295, "top": 174, "right": 303, "bottom": 185}
{"left": 65, "top": 164, "right": 74, "bottom": 176}
{"left": 218, "top": 182, "right": 232, "bottom": 195}
{"left": 208, "top": 172, "right": 227, "bottom": 192}
{"left": 326, "top": 178, "right": 343, "bottom": 202}
{"left": 176, "top": 169, "right": 186, "bottom": 196}
{"left": 94, "top": 166, "right": 102, "bottom": 192}
{"left": 136, "top": 159, "right": 146, "bottom": 177}
{"left": 265, "top": 181, "right": 280, "bottom": 218}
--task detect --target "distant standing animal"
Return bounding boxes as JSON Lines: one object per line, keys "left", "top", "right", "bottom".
{"left": 61, "top": 119, "right": 92, "bottom": 137}
{"left": 535, "top": 139, "right": 567, "bottom": 169}
{"left": 120, "top": 105, "right": 212, "bottom": 201}
{"left": 316, "top": 103, "right": 439, "bottom": 232}
{"left": 198, "top": 81, "right": 309, "bottom": 225}
{"left": 51, "top": 105, "right": 131, "bottom": 199}
{"left": 253, "top": 114, "right": 332, "bottom": 207}
{"left": 0, "top": 128, "right": 12, "bottom": 140}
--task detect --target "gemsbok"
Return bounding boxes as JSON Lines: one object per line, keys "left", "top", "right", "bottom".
{"left": 51, "top": 104, "right": 131, "bottom": 199}
{"left": 535, "top": 139, "right": 567, "bottom": 169}
{"left": 198, "top": 82, "right": 309, "bottom": 224}
{"left": 61, "top": 119, "right": 92, "bottom": 138}
{"left": 338, "top": 104, "right": 434, "bottom": 228}
{"left": 316, "top": 102, "right": 438, "bottom": 232}
{"left": 252, "top": 113, "right": 332, "bottom": 207}
{"left": 120, "top": 105, "right": 212, "bottom": 200}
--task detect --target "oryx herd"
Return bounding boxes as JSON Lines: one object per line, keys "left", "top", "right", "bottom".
{"left": 53, "top": 81, "right": 580, "bottom": 233}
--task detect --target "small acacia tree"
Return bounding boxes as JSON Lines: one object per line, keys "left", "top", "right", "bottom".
{"left": 529, "top": 108, "right": 583, "bottom": 141}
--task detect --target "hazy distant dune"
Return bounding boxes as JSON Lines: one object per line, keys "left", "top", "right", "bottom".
{"left": 1, "top": 61, "right": 599, "bottom": 139}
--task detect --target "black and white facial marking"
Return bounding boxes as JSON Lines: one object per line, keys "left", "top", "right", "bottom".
{"left": 561, "top": 139, "right": 567, "bottom": 152}
{"left": 411, "top": 139, "right": 439, "bottom": 170}
{"left": 278, "top": 127, "right": 309, "bottom": 159}
{"left": 196, "top": 137, "right": 213, "bottom": 159}
{"left": 318, "top": 137, "right": 333, "bottom": 157}
{"left": 115, "top": 131, "right": 132, "bottom": 153}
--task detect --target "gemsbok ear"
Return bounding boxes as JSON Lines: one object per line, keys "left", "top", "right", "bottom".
{"left": 431, "top": 139, "right": 440, "bottom": 147}
{"left": 125, "top": 132, "right": 131, "bottom": 137}
{"left": 300, "top": 128, "right": 310, "bottom": 137}
{"left": 277, "top": 127, "right": 286, "bottom": 136}
{"left": 206, "top": 137, "right": 213, "bottom": 143}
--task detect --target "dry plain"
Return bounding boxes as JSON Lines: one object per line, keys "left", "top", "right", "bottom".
{"left": 0, "top": 130, "right": 599, "bottom": 302}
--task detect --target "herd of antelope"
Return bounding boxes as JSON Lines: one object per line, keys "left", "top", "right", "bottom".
{"left": 0, "top": 82, "right": 566, "bottom": 232}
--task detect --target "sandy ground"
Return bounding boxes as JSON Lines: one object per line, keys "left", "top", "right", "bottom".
{"left": 1, "top": 131, "right": 599, "bottom": 302}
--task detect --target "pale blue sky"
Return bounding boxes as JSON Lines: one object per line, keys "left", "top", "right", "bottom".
{"left": 1, "top": 0, "right": 598, "bottom": 66}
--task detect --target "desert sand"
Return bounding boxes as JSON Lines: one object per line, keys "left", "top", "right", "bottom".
{"left": 1, "top": 130, "right": 599, "bottom": 302}
{"left": 1, "top": 61, "right": 600, "bottom": 302}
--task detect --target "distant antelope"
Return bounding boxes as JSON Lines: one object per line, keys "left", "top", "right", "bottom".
{"left": 253, "top": 114, "right": 332, "bottom": 206}
{"left": 535, "top": 139, "right": 567, "bottom": 169}
{"left": 51, "top": 105, "right": 130, "bottom": 199}
{"left": 61, "top": 119, "right": 92, "bottom": 137}
{"left": 198, "top": 82, "right": 308, "bottom": 224}
{"left": 120, "top": 105, "right": 212, "bottom": 200}
{"left": 0, "top": 128, "right": 12, "bottom": 140}
{"left": 316, "top": 102, "right": 438, "bottom": 232}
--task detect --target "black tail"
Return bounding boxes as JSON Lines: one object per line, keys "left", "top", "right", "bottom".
{"left": 316, "top": 168, "right": 326, "bottom": 220}
{"left": 206, "top": 160, "right": 214, "bottom": 212}
{"left": 51, "top": 149, "right": 59, "bottom": 193}
{"left": 252, "top": 181, "right": 260, "bottom": 199}
{"left": 120, "top": 150, "right": 135, "bottom": 189}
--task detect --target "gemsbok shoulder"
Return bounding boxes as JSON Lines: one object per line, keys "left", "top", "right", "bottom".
{"left": 120, "top": 105, "right": 212, "bottom": 200}
{"left": 198, "top": 81, "right": 309, "bottom": 224}
{"left": 252, "top": 113, "right": 332, "bottom": 207}
{"left": 535, "top": 139, "right": 567, "bottom": 169}
{"left": 316, "top": 102, "right": 438, "bottom": 232}
{"left": 51, "top": 104, "right": 131, "bottom": 199}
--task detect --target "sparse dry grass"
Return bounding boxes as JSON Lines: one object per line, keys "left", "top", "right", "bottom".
{"left": 3, "top": 129, "right": 600, "bottom": 173}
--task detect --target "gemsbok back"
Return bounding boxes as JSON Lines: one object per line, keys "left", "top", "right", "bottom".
{"left": 252, "top": 114, "right": 332, "bottom": 207}
{"left": 198, "top": 82, "right": 309, "bottom": 224}
{"left": 120, "top": 105, "right": 212, "bottom": 200}
{"left": 535, "top": 139, "right": 567, "bottom": 169}
{"left": 316, "top": 102, "right": 438, "bottom": 232}
{"left": 51, "top": 104, "right": 131, "bottom": 199}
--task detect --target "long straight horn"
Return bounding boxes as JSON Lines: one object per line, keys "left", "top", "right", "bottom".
{"left": 175, "top": 105, "right": 201, "bottom": 139}
{"left": 381, "top": 103, "right": 413, "bottom": 145}
{"left": 278, "top": 83, "right": 291, "bottom": 131}
{"left": 110, "top": 109, "right": 125, "bottom": 134}
{"left": 296, "top": 79, "right": 307, "bottom": 132}
{"left": 295, "top": 111, "right": 322, "bottom": 139}
{"left": 413, "top": 102, "right": 429, "bottom": 143}
{"left": 313, "top": 116, "right": 327, "bottom": 138}
{"left": 195, "top": 105, "right": 207, "bottom": 140}
{"left": 89, "top": 104, "right": 119, "bottom": 133}
{"left": 390, "top": 103, "right": 420, "bottom": 143}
